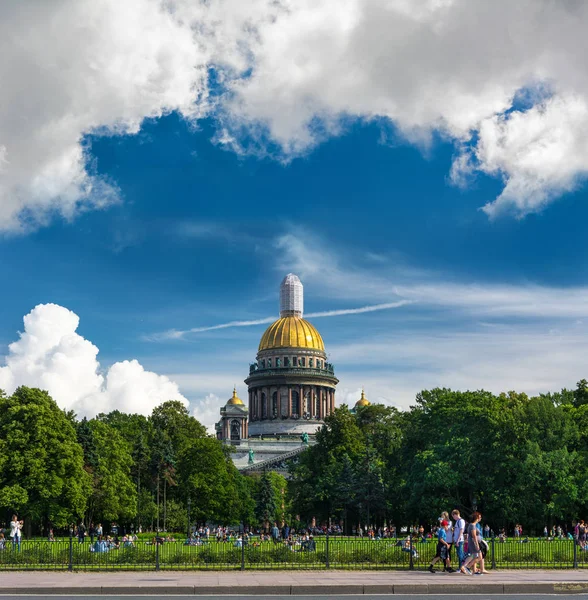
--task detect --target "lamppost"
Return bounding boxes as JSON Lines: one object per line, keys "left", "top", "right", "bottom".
{"left": 187, "top": 496, "right": 191, "bottom": 540}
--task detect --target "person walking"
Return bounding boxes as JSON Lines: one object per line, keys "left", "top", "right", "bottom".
{"left": 451, "top": 510, "right": 466, "bottom": 569}
{"left": 429, "top": 520, "right": 451, "bottom": 573}
{"left": 439, "top": 511, "right": 454, "bottom": 572}
{"left": 271, "top": 522, "right": 280, "bottom": 544}
{"left": 460, "top": 512, "right": 486, "bottom": 575}
{"left": 77, "top": 520, "right": 86, "bottom": 544}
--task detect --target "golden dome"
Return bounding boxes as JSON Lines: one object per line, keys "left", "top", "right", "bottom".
{"left": 355, "top": 389, "right": 370, "bottom": 407}
{"left": 227, "top": 387, "right": 244, "bottom": 405}
{"left": 259, "top": 316, "right": 325, "bottom": 352}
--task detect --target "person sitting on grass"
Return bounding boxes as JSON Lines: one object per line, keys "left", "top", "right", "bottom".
{"left": 92, "top": 535, "right": 109, "bottom": 553}
{"left": 429, "top": 520, "right": 451, "bottom": 573}
{"left": 401, "top": 536, "right": 419, "bottom": 559}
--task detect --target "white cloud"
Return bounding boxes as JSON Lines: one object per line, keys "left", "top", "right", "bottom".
{"left": 0, "top": 303, "right": 188, "bottom": 417}
{"left": 192, "top": 393, "right": 224, "bottom": 435}
{"left": 332, "top": 324, "right": 588, "bottom": 411}
{"left": 455, "top": 94, "right": 588, "bottom": 217}
{"left": 0, "top": 0, "right": 207, "bottom": 232}
{"left": 3, "top": 0, "right": 588, "bottom": 229}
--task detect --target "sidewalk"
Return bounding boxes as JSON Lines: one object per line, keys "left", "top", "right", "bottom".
{"left": 2, "top": 570, "right": 588, "bottom": 595}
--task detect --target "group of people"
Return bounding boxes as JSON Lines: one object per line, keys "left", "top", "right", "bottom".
{"left": 89, "top": 534, "right": 138, "bottom": 553}
{"left": 429, "top": 509, "right": 489, "bottom": 575}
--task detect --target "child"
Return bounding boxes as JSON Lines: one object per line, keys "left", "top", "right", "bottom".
{"left": 429, "top": 520, "right": 451, "bottom": 573}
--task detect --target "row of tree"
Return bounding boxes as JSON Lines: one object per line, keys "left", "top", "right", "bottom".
{"left": 3, "top": 381, "right": 588, "bottom": 535}
{"left": 290, "top": 381, "right": 588, "bottom": 533}
{"left": 0, "top": 387, "right": 286, "bottom": 535}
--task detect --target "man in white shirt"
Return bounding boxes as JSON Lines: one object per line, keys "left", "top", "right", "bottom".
{"left": 451, "top": 509, "right": 466, "bottom": 568}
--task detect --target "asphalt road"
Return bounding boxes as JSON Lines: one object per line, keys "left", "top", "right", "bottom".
{"left": 0, "top": 593, "right": 588, "bottom": 600}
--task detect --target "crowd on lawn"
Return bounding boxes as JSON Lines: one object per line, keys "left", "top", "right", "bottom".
{"left": 3, "top": 510, "right": 588, "bottom": 559}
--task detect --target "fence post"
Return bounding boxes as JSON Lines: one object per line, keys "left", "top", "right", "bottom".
{"left": 241, "top": 533, "right": 245, "bottom": 571}
{"left": 491, "top": 534, "right": 496, "bottom": 570}
{"left": 68, "top": 530, "right": 73, "bottom": 572}
{"left": 155, "top": 539, "right": 160, "bottom": 571}
{"left": 409, "top": 532, "right": 414, "bottom": 570}
{"left": 325, "top": 531, "right": 330, "bottom": 569}
{"left": 574, "top": 538, "right": 578, "bottom": 569}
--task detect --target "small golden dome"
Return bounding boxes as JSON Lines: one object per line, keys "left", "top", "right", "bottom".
{"left": 258, "top": 316, "right": 325, "bottom": 352}
{"left": 355, "top": 389, "right": 370, "bottom": 407}
{"left": 227, "top": 387, "right": 244, "bottom": 405}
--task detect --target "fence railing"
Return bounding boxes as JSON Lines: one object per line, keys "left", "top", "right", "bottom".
{"left": 0, "top": 536, "right": 586, "bottom": 570}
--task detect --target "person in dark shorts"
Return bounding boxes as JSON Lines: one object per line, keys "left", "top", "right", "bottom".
{"left": 429, "top": 520, "right": 451, "bottom": 573}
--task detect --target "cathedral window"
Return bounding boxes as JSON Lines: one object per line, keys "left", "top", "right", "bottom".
{"left": 292, "top": 356, "right": 298, "bottom": 366}
{"left": 272, "top": 392, "right": 278, "bottom": 417}
{"left": 284, "top": 356, "right": 290, "bottom": 367}
{"left": 230, "top": 420, "right": 241, "bottom": 441}
{"left": 292, "top": 390, "right": 300, "bottom": 416}
{"left": 300, "top": 357, "right": 305, "bottom": 367}
{"left": 261, "top": 359, "right": 265, "bottom": 369}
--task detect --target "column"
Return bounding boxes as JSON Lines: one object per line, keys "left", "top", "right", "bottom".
{"left": 318, "top": 388, "right": 323, "bottom": 419}
{"left": 288, "top": 388, "right": 292, "bottom": 418}
{"left": 248, "top": 390, "right": 252, "bottom": 417}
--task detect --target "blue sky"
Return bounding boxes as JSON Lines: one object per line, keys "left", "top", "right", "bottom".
{"left": 2, "top": 1, "right": 588, "bottom": 427}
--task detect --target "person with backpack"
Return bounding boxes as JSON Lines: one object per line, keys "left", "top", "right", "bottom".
{"left": 451, "top": 509, "right": 466, "bottom": 568}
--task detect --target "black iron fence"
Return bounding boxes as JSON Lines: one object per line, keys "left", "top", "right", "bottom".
{"left": 0, "top": 536, "right": 587, "bottom": 570}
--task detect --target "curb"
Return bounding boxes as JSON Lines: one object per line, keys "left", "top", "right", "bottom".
{"left": 2, "top": 582, "right": 588, "bottom": 594}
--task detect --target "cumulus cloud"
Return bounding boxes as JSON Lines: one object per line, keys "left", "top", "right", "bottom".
{"left": 0, "top": 303, "right": 188, "bottom": 416}
{"left": 3, "top": 0, "right": 588, "bottom": 229}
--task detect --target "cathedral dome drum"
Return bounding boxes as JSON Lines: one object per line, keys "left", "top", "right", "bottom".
{"left": 244, "top": 273, "right": 338, "bottom": 438}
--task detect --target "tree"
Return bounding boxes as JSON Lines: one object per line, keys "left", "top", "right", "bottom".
{"left": 256, "top": 471, "right": 277, "bottom": 527}
{"left": 0, "top": 387, "right": 91, "bottom": 528}
{"left": 83, "top": 419, "right": 137, "bottom": 525}
{"left": 177, "top": 437, "right": 246, "bottom": 524}
{"left": 150, "top": 401, "right": 206, "bottom": 455}
{"left": 574, "top": 380, "right": 588, "bottom": 407}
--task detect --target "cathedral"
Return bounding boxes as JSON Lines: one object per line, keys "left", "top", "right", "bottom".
{"left": 215, "top": 273, "right": 369, "bottom": 474}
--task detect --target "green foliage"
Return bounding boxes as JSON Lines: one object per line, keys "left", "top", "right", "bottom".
{"left": 255, "top": 472, "right": 277, "bottom": 526}
{"left": 177, "top": 437, "right": 248, "bottom": 525}
{"left": 84, "top": 419, "right": 137, "bottom": 523}
{"left": 0, "top": 387, "right": 91, "bottom": 527}
{"left": 290, "top": 386, "right": 588, "bottom": 533}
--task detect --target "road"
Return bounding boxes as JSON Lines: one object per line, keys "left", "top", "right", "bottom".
{"left": 0, "top": 593, "right": 588, "bottom": 600}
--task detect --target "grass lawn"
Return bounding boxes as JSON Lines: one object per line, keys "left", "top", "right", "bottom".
{"left": 0, "top": 538, "right": 585, "bottom": 570}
